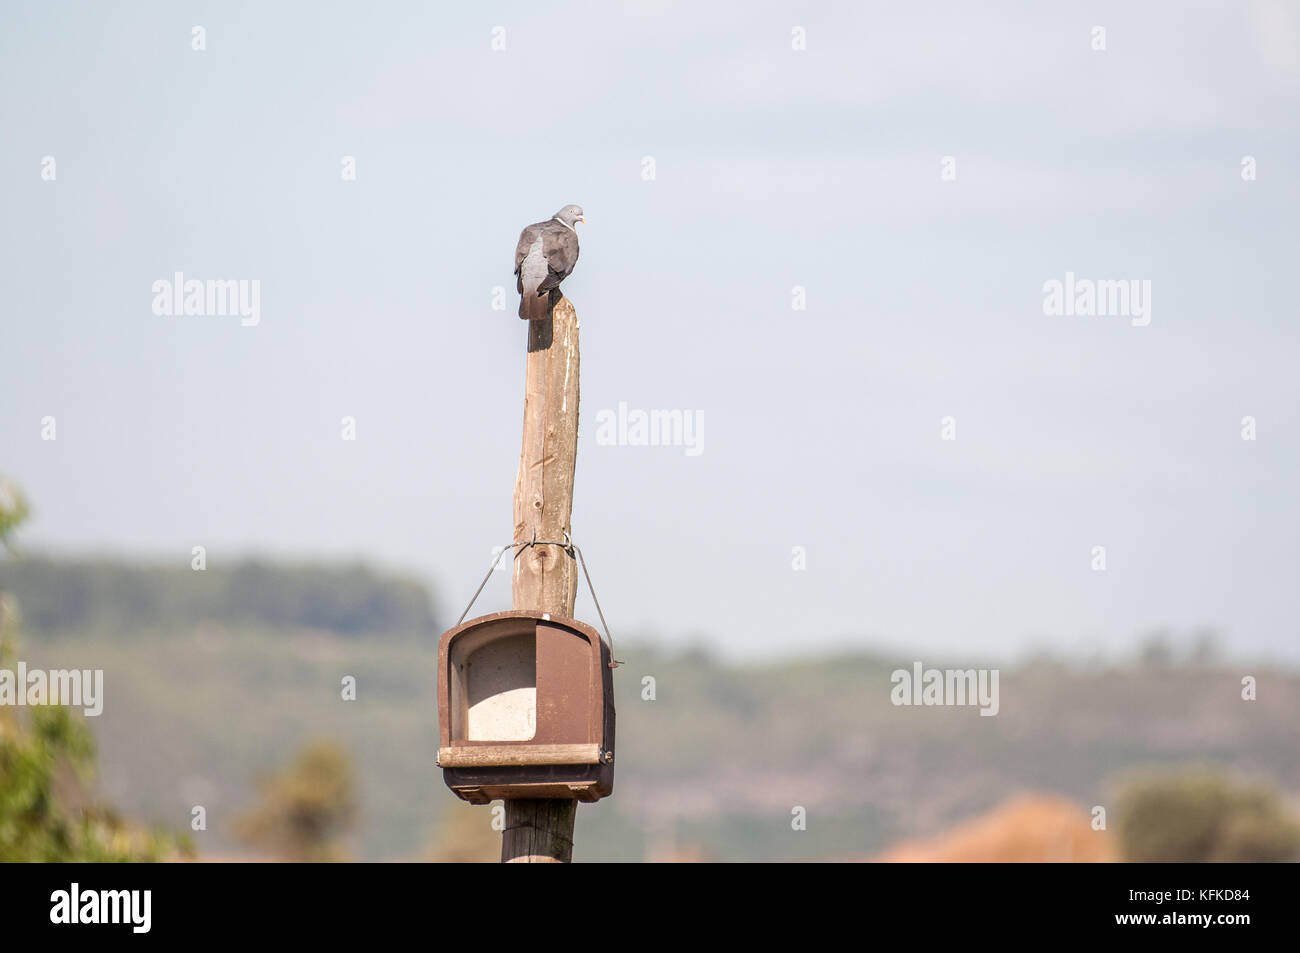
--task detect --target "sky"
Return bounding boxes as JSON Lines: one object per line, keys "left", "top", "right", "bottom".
{"left": 2, "top": 1, "right": 1298, "bottom": 663}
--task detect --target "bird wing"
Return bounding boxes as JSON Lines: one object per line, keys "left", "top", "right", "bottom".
{"left": 514, "top": 223, "right": 543, "bottom": 275}
{"left": 538, "top": 222, "right": 579, "bottom": 292}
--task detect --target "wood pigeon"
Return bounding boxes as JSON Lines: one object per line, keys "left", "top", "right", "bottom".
{"left": 514, "top": 205, "right": 583, "bottom": 321}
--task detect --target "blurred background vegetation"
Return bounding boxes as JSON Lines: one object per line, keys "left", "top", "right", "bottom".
{"left": 1, "top": 475, "right": 1297, "bottom": 862}
{"left": 0, "top": 480, "right": 190, "bottom": 861}
{"left": 233, "top": 738, "right": 358, "bottom": 862}
{"left": 1115, "top": 770, "right": 1300, "bottom": 863}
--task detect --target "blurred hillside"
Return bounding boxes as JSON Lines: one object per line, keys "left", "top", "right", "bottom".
{"left": 2, "top": 556, "right": 1297, "bottom": 862}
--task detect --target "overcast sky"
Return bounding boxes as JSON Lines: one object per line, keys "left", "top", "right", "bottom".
{"left": 2, "top": 1, "right": 1298, "bottom": 663}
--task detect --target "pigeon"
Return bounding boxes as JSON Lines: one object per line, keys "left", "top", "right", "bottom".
{"left": 514, "top": 205, "right": 583, "bottom": 321}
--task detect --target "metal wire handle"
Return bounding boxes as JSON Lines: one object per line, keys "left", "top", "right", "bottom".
{"left": 457, "top": 531, "right": 619, "bottom": 666}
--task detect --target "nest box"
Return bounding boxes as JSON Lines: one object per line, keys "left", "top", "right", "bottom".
{"left": 436, "top": 609, "right": 615, "bottom": 803}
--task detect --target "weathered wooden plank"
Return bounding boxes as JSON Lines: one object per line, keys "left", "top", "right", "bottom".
{"left": 438, "top": 743, "right": 602, "bottom": 768}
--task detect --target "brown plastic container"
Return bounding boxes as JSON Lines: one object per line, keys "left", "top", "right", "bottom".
{"left": 437, "top": 610, "right": 615, "bottom": 803}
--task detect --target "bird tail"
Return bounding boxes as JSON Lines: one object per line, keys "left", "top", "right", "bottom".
{"left": 518, "top": 284, "right": 551, "bottom": 321}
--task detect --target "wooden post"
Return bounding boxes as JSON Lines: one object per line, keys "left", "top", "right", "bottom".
{"left": 502, "top": 296, "right": 581, "bottom": 863}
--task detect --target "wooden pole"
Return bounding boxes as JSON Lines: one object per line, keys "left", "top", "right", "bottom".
{"left": 502, "top": 296, "right": 581, "bottom": 863}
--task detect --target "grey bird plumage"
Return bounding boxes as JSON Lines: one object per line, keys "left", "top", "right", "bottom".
{"left": 514, "top": 204, "right": 583, "bottom": 321}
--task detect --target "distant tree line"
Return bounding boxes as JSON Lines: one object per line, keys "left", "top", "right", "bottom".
{"left": 0, "top": 556, "right": 438, "bottom": 636}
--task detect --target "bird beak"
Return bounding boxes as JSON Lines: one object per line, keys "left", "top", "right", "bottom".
{"left": 579, "top": 217, "right": 586, "bottom": 224}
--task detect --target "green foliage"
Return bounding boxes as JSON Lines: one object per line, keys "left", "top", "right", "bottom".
{"left": 0, "top": 478, "right": 29, "bottom": 553}
{"left": 1116, "top": 769, "right": 1300, "bottom": 862}
{"left": 0, "top": 689, "right": 191, "bottom": 861}
{"left": 234, "top": 739, "right": 358, "bottom": 862}
{"left": 1, "top": 557, "right": 437, "bottom": 637}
